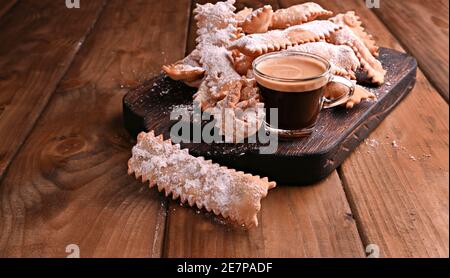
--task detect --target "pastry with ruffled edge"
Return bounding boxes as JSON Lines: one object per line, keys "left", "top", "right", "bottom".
{"left": 271, "top": 2, "right": 333, "bottom": 29}
{"left": 239, "top": 5, "right": 273, "bottom": 34}
{"left": 235, "top": 7, "right": 253, "bottom": 22}
{"left": 230, "top": 50, "right": 254, "bottom": 75}
{"left": 229, "top": 20, "right": 342, "bottom": 57}
{"left": 329, "top": 11, "right": 378, "bottom": 56}
{"left": 329, "top": 14, "right": 385, "bottom": 84}
{"left": 162, "top": 0, "right": 240, "bottom": 87}
{"left": 193, "top": 46, "right": 242, "bottom": 110}
{"left": 325, "top": 81, "right": 376, "bottom": 109}
{"left": 128, "top": 131, "right": 276, "bottom": 227}
{"left": 162, "top": 50, "right": 205, "bottom": 82}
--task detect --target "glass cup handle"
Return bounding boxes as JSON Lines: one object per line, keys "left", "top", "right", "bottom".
{"left": 322, "top": 75, "right": 355, "bottom": 109}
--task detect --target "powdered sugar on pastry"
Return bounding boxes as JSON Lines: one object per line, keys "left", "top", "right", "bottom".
{"left": 190, "top": 1, "right": 266, "bottom": 140}
{"left": 329, "top": 26, "right": 385, "bottom": 84}
{"left": 128, "top": 131, "right": 276, "bottom": 227}
{"left": 287, "top": 42, "right": 360, "bottom": 80}
{"left": 194, "top": 0, "right": 238, "bottom": 32}
{"left": 210, "top": 100, "right": 265, "bottom": 142}
{"left": 230, "top": 50, "right": 254, "bottom": 75}
{"left": 229, "top": 20, "right": 341, "bottom": 57}
{"left": 235, "top": 7, "right": 253, "bottom": 22}
{"left": 162, "top": 0, "right": 239, "bottom": 84}
{"left": 162, "top": 50, "right": 205, "bottom": 83}
{"left": 239, "top": 5, "right": 273, "bottom": 34}
{"left": 162, "top": 0, "right": 239, "bottom": 85}
{"left": 330, "top": 11, "right": 378, "bottom": 56}
{"left": 271, "top": 2, "right": 333, "bottom": 29}
{"left": 200, "top": 46, "right": 241, "bottom": 97}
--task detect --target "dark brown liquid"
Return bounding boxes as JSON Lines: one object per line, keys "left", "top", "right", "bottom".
{"left": 259, "top": 85, "right": 324, "bottom": 130}
{"left": 255, "top": 55, "right": 328, "bottom": 130}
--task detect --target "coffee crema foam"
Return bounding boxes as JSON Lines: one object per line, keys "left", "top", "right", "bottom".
{"left": 255, "top": 55, "right": 329, "bottom": 92}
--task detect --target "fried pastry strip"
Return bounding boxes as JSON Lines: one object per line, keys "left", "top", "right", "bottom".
{"left": 192, "top": 45, "right": 242, "bottom": 110}
{"left": 128, "top": 131, "right": 276, "bottom": 227}
{"left": 271, "top": 2, "right": 333, "bottom": 29}
{"left": 210, "top": 76, "right": 265, "bottom": 142}
{"left": 235, "top": 7, "right": 253, "bottom": 22}
{"left": 229, "top": 20, "right": 341, "bottom": 57}
{"left": 329, "top": 26, "right": 385, "bottom": 84}
{"left": 239, "top": 5, "right": 273, "bottom": 34}
{"left": 329, "top": 11, "right": 378, "bottom": 56}
{"left": 194, "top": 0, "right": 238, "bottom": 32}
{"left": 230, "top": 50, "right": 254, "bottom": 75}
{"left": 287, "top": 42, "right": 360, "bottom": 80}
{"left": 162, "top": 50, "right": 205, "bottom": 82}
{"left": 325, "top": 81, "right": 376, "bottom": 109}
{"left": 329, "top": 13, "right": 385, "bottom": 84}
{"left": 162, "top": 0, "right": 239, "bottom": 85}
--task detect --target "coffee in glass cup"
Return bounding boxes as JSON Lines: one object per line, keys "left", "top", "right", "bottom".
{"left": 253, "top": 51, "right": 355, "bottom": 138}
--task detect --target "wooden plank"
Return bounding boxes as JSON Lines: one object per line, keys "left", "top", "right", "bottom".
{"left": 0, "top": 0, "right": 17, "bottom": 18}
{"left": 280, "top": 0, "right": 449, "bottom": 258}
{"left": 372, "top": 0, "right": 449, "bottom": 101}
{"left": 0, "top": 0, "right": 107, "bottom": 181}
{"left": 163, "top": 0, "right": 365, "bottom": 258}
{"left": 0, "top": 0, "right": 191, "bottom": 258}
{"left": 165, "top": 172, "right": 365, "bottom": 258}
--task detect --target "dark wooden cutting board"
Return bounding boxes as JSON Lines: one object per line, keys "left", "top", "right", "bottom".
{"left": 123, "top": 48, "right": 417, "bottom": 184}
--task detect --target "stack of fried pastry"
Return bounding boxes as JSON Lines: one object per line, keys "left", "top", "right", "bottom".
{"left": 162, "top": 1, "right": 383, "bottom": 141}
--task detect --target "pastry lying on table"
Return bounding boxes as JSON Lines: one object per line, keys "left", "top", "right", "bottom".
{"left": 128, "top": 1, "right": 384, "bottom": 228}
{"left": 128, "top": 131, "right": 276, "bottom": 228}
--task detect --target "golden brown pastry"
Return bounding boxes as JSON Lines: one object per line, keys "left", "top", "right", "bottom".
{"left": 128, "top": 131, "right": 276, "bottom": 227}
{"left": 271, "top": 2, "right": 333, "bottom": 29}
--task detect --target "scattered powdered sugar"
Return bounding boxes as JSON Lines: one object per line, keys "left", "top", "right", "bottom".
{"left": 363, "top": 137, "right": 433, "bottom": 162}
{"left": 169, "top": 104, "right": 194, "bottom": 114}
{"left": 365, "top": 138, "right": 379, "bottom": 148}
{"left": 391, "top": 140, "right": 398, "bottom": 148}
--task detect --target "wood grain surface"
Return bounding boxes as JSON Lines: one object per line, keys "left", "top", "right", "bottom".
{"left": 164, "top": 172, "right": 365, "bottom": 258}
{"left": 0, "top": 0, "right": 106, "bottom": 181}
{"left": 373, "top": 0, "right": 449, "bottom": 101}
{"left": 0, "top": 0, "right": 447, "bottom": 258}
{"left": 0, "top": 0, "right": 17, "bottom": 18}
{"left": 0, "top": 0, "right": 191, "bottom": 257}
{"left": 282, "top": 0, "right": 449, "bottom": 258}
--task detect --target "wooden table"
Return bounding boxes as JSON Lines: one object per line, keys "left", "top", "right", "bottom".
{"left": 0, "top": 0, "right": 448, "bottom": 258}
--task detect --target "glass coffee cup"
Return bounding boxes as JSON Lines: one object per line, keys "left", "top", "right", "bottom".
{"left": 253, "top": 51, "right": 355, "bottom": 138}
